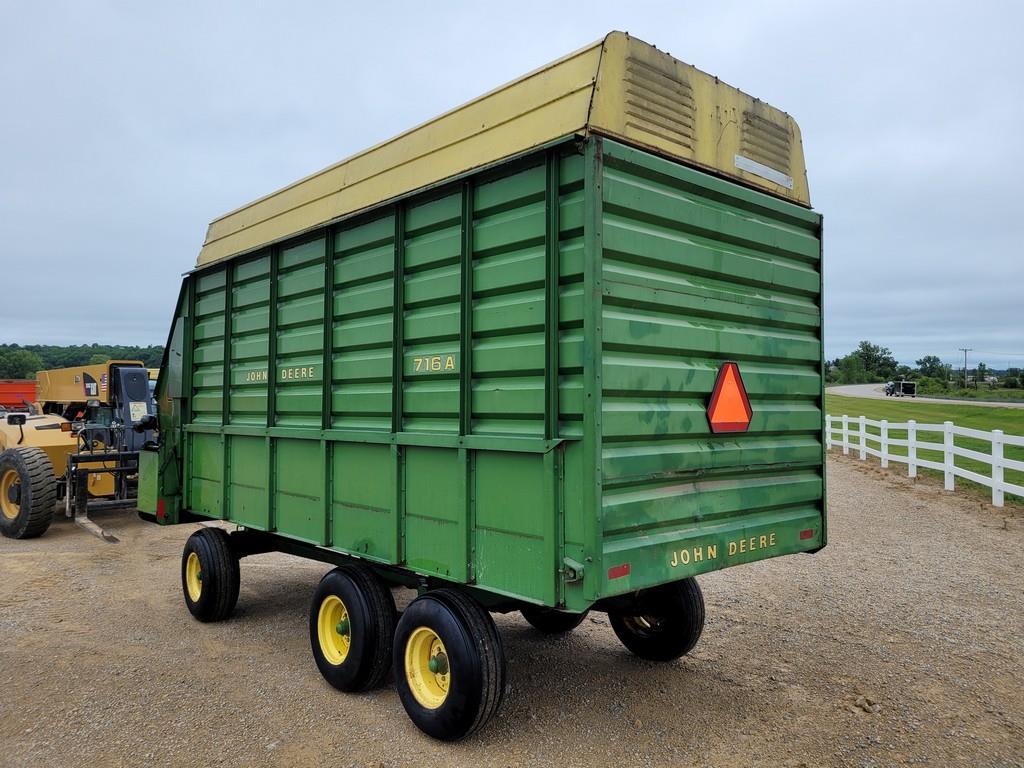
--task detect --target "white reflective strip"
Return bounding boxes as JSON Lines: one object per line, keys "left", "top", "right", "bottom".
{"left": 734, "top": 154, "right": 794, "bottom": 190}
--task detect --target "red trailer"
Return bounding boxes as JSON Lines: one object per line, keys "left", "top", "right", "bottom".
{"left": 0, "top": 380, "right": 37, "bottom": 410}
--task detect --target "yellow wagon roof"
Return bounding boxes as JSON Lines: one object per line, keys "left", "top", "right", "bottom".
{"left": 197, "top": 31, "right": 809, "bottom": 267}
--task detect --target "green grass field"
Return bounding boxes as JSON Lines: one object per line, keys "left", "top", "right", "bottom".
{"left": 824, "top": 394, "right": 1024, "bottom": 504}
{"left": 916, "top": 387, "right": 1024, "bottom": 403}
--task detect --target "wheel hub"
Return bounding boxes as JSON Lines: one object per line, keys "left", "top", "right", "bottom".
{"left": 0, "top": 469, "right": 21, "bottom": 520}
{"left": 184, "top": 551, "right": 204, "bottom": 602}
{"left": 317, "top": 595, "right": 351, "bottom": 665}
{"left": 427, "top": 652, "right": 449, "bottom": 675}
{"left": 405, "top": 627, "right": 451, "bottom": 709}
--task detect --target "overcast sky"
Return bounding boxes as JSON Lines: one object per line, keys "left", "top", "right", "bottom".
{"left": 2, "top": 1, "right": 1021, "bottom": 368}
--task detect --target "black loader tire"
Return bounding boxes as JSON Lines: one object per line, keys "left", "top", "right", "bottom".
{"left": 0, "top": 447, "right": 57, "bottom": 540}
{"left": 181, "top": 527, "right": 240, "bottom": 622}
{"left": 609, "top": 577, "right": 705, "bottom": 662}
{"left": 309, "top": 565, "right": 397, "bottom": 692}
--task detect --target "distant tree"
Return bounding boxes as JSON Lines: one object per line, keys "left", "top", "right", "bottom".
{"left": 850, "top": 341, "right": 898, "bottom": 381}
{"left": 837, "top": 354, "right": 868, "bottom": 384}
{"left": 976, "top": 362, "right": 989, "bottom": 387}
{"left": 915, "top": 355, "right": 946, "bottom": 378}
{"left": 0, "top": 344, "right": 164, "bottom": 370}
{"left": 0, "top": 349, "right": 44, "bottom": 378}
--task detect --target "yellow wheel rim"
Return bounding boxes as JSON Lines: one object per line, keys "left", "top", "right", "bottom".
{"left": 317, "top": 595, "right": 352, "bottom": 665}
{"left": 0, "top": 469, "right": 21, "bottom": 521}
{"left": 185, "top": 551, "right": 203, "bottom": 602}
{"left": 405, "top": 626, "right": 451, "bottom": 710}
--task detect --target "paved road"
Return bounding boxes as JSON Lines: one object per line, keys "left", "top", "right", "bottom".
{"left": 828, "top": 382, "right": 1024, "bottom": 408}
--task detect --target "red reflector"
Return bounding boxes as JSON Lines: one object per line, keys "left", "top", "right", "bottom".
{"left": 156, "top": 499, "right": 166, "bottom": 521}
{"left": 608, "top": 563, "right": 631, "bottom": 580}
{"left": 799, "top": 528, "right": 814, "bottom": 540}
{"left": 707, "top": 362, "right": 752, "bottom": 434}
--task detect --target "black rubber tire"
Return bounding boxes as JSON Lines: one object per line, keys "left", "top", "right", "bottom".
{"left": 608, "top": 577, "right": 705, "bottom": 662}
{"left": 394, "top": 589, "right": 506, "bottom": 741}
{"left": 181, "top": 527, "right": 240, "bottom": 622}
{"left": 521, "top": 606, "right": 589, "bottom": 635}
{"left": 309, "top": 565, "right": 397, "bottom": 693}
{"left": 0, "top": 447, "right": 57, "bottom": 540}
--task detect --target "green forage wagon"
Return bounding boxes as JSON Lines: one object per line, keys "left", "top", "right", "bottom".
{"left": 140, "top": 32, "right": 826, "bottom": 740}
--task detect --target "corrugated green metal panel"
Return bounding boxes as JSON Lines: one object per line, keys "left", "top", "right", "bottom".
{"left": 227, "top": 251, "right": 270, "bottom": 425}
{"left": 171, "top": 144, "right": 586, "bottom": 604}
{"left": 275, "top": 238, "right": 325, "bottom": 427}
{"left": 331, "top": 215, "right": 394, "bottom": 431}
{"left": 163, "top": 136, "right": 824, "bottom": 612}
{"left": 471, "top": 162, "right": 546, "bottom": 436}
{"left": 469, "top": 153, "right": 585, "bottom": 437}
{"left": 596, "top": 139, "right": 824, "bottom": 595}
{"left": 403, "top": 190, "right": 461, "bottom": 434}
{"left": 190, "top": 270, "right": 226, "bottom": 424}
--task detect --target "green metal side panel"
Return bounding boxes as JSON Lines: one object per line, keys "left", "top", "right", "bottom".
{"left": 189, "top": 432, "right": 222, "bottom": 517}
{"left": 227, "top": 252, "right": 270, "bottom": 424}
{"left": 227, "top": 436, "right": 268, "bottom": 529}
{"left": 136, "top": 449, "right": 158, "bottom": 514}
{"left": 331, "top": 443, "right": 397, "bottom": 561}
{"left": 190, "top": 270, "right": 226, "bottom": 422}
{"left": 332, "top": 215, "right": 395, "bottom": 431}
{"left": 161, "top": 136, "right": 825, "bottom": 611}
{"left": 169, "top": 143, "right": 586, "bottom": 608}
{"left": 594, "top": 138, "right": 825, "bottom": 597}
{"left": 276, "top": 238, "right": 326, "bottom": 427}
{"left": 274, "top": 438, "right": 325, "bottom": 544}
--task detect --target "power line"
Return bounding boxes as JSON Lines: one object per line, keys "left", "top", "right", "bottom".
{"left": 971, "top": 350, "right": 1024, "bottom": 358}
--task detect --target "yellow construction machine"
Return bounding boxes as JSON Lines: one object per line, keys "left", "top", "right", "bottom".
{"left": 0, "top": 360, "right": 156, "bottom": 542}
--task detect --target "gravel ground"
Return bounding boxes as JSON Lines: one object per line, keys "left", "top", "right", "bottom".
{"left": 1, "top": 455, "right": 1022, "bottom": 768}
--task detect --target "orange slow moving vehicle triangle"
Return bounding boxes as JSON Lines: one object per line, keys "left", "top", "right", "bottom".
{"left": 707, "top": 362, "right": 752, "bottom": 433}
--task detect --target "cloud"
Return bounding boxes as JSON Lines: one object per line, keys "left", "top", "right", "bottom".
{"left": 1, "top": 1, "right": 1021, "bottom": 367}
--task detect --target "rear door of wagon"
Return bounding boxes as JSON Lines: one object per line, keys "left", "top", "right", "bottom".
{"left": 596, "top": 140, "right": 825, "bottom": 595}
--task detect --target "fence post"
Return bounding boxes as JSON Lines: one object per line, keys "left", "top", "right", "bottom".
{"left": 943, "top": 421, "right": 955, "bottom": 491}
{"left": 907, "top": 420, "right": 917, "bottom": 478}
{"left": 992, "top": 430, "right": 1004, "bottom": 507}
{"left": 858, "top": 415, "right": 867, "bottom": 460}
{"left": 880, "top": 419, "right": 889, "bottom": 468}
{"left": 842, "top": 415, "right": 849, "bottom": 455}
{"left": 825, "top": 414, "right": 832, "bottom": 450}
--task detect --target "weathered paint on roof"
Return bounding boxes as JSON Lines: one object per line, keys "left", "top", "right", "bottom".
{"left": 197, "top": 31, "right": 809, "bottom": 267}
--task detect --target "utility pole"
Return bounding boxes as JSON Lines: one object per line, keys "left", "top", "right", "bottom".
{"left": 958, "top": 347, "right": 972, "bottom": 388}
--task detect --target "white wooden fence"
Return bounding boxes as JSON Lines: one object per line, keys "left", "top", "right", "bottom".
{"left": 825, "top": 415, "right": 1024, "bottom": 507}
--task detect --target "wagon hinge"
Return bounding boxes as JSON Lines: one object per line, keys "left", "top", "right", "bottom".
{"left": 560, "top": 557, "right": 585, "bottom": 583}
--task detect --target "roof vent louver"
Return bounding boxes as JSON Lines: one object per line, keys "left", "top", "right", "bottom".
{"left": 622, "top": 55, "right": 696, "bottom": 151}
{"left": 740, "top": 111, "right": 792, "bottom": 177}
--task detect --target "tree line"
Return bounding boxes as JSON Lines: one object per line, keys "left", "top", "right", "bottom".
{"left": 0, "top": 344, "right": 164, "bottom": 379}
{"left": 829, "top": 341, "right": 1021, "bottom": 390}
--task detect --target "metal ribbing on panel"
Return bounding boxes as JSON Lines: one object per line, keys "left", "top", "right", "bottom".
{"left": 322, "top": 230, "right": 334, "bottom": 430}
{"left": 459, "top": 181, "right": 473, "bottom": 436}
{"left": 544, "top": 150, "right": 561, "bottom": 441}
{"left": 221, "top": 263, "right": 233, "bottom": 426}
{"left": 392, "top": 206, "right": 405, "bottom": 434}
{"left": 266, "top": 247, "right": 279, "bottom": 429}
